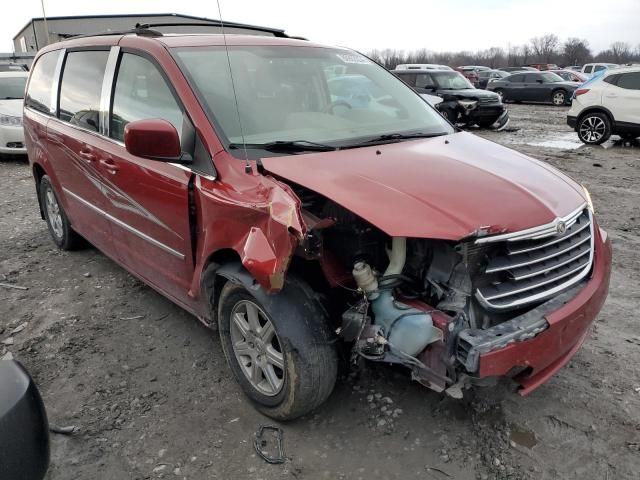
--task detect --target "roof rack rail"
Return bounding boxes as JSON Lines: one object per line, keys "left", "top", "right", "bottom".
{"left": 134, "top": 21, "right": 289, "bottom": 37}
{"left": 69, "top": 26, "right": 163, "bottom": 40}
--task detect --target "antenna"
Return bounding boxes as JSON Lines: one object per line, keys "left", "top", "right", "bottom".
{"left": 215, "top": 0, "right": 252, "bottom": 174}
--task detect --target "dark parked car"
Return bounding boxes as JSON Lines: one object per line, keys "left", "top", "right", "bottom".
{"left": 499, "top": 66, "right": 538, "bottom": 72}
{"left": 477, "top": 69, "right": 510, "bottom": 89}
{"left": 487, "top": 71, "right": 579, "bottom": 105}
{"left": 394, "top": 69, "right": 507, "bottom": 126}
{"left": 24, "top": 28, "right": 610, "bottom": 420}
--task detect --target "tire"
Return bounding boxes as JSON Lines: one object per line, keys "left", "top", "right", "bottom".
{"left": 577, "top": 112, "right": 611, "bottom": 145}
{"left": 39, "top": 175, "right": 82, "bottom": 250}
{"left": 551, "top": 89, "right": 567, "bottom": 106}
{"left": 218, "top": 280, "right": 338, "bottom": 420}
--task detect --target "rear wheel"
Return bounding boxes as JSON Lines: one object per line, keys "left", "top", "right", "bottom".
{"left": 218, "top": 280, "right": 337, "bottom": 420}
{"left": 551, "top": 90, "right": 567, "bottom": 106}
{"left": 39, "top": 175, "right": 82, "bottom": 250}
{"left": 577, "top": 112, "right": 611, "bottom": 145}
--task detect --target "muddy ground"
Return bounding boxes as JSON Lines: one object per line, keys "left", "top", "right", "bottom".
{"left": 1, "top": 103, "right": 639, "bottom": 480}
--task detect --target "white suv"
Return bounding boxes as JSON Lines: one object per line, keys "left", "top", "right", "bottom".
{"left": 567, "top": 66, "right": 640, "bottom": 144}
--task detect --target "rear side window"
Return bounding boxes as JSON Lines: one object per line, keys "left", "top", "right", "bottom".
{"left": 25, "top": 50, "right": 61, "bottom": 114}
{"left": 603, "top": 74, "right": 620, "bottom": 85}
{"left": 617, "top": 72, "right": 640, "bottom": 90}
{"left": 110, "top": 53, "right": 183, "bottom": 142}
{"left": 524, "top": 74, "right": 540, "bottom": 82}
{"left": 508, "top": 74, "right": 525, "bottom": 83}
{"left": 59, "top": 51, "right": 109, "bottom": 132}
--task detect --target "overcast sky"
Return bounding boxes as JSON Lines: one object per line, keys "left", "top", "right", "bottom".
{"left": 2, "top": 0, "right": 639, "bottom": 54}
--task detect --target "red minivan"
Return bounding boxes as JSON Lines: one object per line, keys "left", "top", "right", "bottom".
{"left": 24, "top": 25, "right": 611, "bottom": 420}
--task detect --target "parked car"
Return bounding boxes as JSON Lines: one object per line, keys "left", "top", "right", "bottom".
{"left": 477, "top": 69, "right": 510, "bottom": 89}
{"left": 395, "top": 64, "right": 453, "bottom": 71}
{"left": 455, "top": 67, "right": 480, "bottom": 87}
{"left": 24, "top": 29, "right": 611, "bottom": 420}
{"left": 565, "top": 65, "right": 582, "bottom": 72}
{"left": 567, "top": 66, "right": 640, "bottom": 144}
{"left": 458, "top": 65, "right": 491, "bottom": 72}
{"left": 581, "top": 63, "right": 619, "bottom": 77}
{"left": 550, "top": 69, "right": 588, "bottom": 83}
{"left": 0, "top": 71, "right": 28, "bottom": 154}
{"left": 499, "top": 66, "right": 538, "bottom": 72}
{"left": 528, "top": 63, "right": 559, "bottom": 71}
{"left": 394, "top": 69, "right": 507, "bottom": 127}
{"left": 487, "top": 71, "right": 579, "bottom": 105}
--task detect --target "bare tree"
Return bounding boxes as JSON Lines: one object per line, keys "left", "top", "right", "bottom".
{"left": 610, "top": 41, "right": 632, "bottom": 63}
{"left": 562, "top": 38, "right": 592, "bottom": 66}
{"left": 521, "top": 43, "right": 532, "bottom": 65}
{"left": 530, "top": 34, "right": 559, "bottom": 63}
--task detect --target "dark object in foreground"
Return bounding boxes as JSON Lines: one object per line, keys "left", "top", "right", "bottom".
{"left": 0, "top": 360, "right": 50, "bottom": 480}
{"left": 254, "top": 425, "right": 285, "bottom": 464}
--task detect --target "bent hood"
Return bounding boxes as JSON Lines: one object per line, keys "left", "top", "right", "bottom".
{"left": 261, "top": 132, "right": 586, "bottom": 240}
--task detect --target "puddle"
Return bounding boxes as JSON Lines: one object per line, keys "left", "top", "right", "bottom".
{"left": 527, "top": 133, "right": 584, "bottom": 150}
{"left": 509, "top": 426, "right": 538, "bottom": 449}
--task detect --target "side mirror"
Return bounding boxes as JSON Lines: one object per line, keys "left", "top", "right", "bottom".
{"left": 124, "top": 119, "right": 190, "bottom": 163}
{"left": 0, "top": 360, "right": 50, "bottom": 480}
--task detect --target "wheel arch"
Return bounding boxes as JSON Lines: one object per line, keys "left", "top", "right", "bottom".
{"left": 577, "top": 106, "right": 615, "bottom": 129}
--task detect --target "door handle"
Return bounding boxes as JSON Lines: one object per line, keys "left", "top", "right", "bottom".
{"left": 78, "top": 148, "right": 96, "bottom": 163}
{"left": 605, "top": 94, "right": 617, "bottom": 98}
{"left": 99, "top": 158, "right": 120, "bottom": 174}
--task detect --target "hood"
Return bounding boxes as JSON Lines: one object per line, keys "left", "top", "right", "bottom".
{"left": 438, "top": 88, "right": 500, "bottom": 100}
{"left": 262, "top": 132, "right": 586, "bottom": 240}
{"left": 0, "top": 99, "right": 24, "bottom": 117}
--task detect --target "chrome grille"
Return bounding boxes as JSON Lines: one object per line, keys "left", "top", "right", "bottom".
{"left": 474, "top": 205, "right": 593, "bottom": 310}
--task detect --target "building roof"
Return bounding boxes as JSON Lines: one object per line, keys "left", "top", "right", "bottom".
{"left": 13, "top": 13, "right": 286, "bottom": 40}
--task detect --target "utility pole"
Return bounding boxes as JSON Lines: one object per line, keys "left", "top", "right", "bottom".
{"left": 40, "top": 0, "right": 51, "bottom": 45}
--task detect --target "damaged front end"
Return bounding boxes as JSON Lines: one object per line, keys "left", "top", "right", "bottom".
{"left": 437, "top": 94, "right": 509, "bottom": 130}
{"left": 283, "top": 183, "right": 599, "bottom": 397}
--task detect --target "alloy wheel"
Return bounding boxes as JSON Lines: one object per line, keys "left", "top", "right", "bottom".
{"left": 579, "top": 116, "right": 606, "bottom": 143}
{"left": 229, "top": 300, "right": 285, "bottom": 396}
{"left": 45, "top": 187, "right": 64, "bottom": 239}
{"left": 552, "top": 91, "right": 565, "bottom": 105}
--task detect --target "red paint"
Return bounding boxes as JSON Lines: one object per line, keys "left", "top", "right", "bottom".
{"left": 478, "top": 225, "right": 612, "bottom": 393}
{"left": 124, "top": 119, "right": 181, "bottom": 158}
{"left": 262, "top": 132, "right": 585, "bottom": 240}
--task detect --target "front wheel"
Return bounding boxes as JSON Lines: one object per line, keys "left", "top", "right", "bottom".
{"left": 218, "top": 280, "right": 337, "bottom": 420}
{"left": 577, "top": 112, "right": 611, "bottom": 145}
{"left": 551, "top": 90, "right": 567, "bottom": 106}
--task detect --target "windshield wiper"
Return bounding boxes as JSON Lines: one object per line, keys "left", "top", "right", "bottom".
{"left": 344, "top": 132, "right": 447, "bottom": 148}
{"left": 229, "top": 140, "right": 338, "bottom": 153}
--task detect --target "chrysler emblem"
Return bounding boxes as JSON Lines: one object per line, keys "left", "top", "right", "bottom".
{"left": 556, "top": 221, "right": 567, "bottom": 235}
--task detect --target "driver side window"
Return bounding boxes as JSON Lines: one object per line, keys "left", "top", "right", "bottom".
{"left": 110, "top": 53, "right": 183, "bottom": 142}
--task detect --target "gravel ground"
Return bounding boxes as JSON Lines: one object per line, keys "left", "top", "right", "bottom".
{"left": 1, "top": 104, "right": 639, "bottom": 480}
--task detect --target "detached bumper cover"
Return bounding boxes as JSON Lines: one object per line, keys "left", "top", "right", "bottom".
{"left": 459, "top": 225, "right": 611, "bottom": 394}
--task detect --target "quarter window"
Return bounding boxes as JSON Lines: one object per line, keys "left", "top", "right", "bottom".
{"left": 110, "top": 54, "right": 183, "bottom": 142}
{"left": 617, "top": 72, "right": 640, "bottom": 90}
{"left": 25, "top": 50, "right": 61, "bottom": 114}
{"left": 59, "top": 51, "right": 109, "bottom": 132}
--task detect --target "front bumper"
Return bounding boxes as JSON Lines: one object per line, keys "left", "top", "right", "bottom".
{"left": 463, "top": 224, "right": 611, "bottom": 394}
{"left": 0, "top": 125, "right": 26, "bottom": 154}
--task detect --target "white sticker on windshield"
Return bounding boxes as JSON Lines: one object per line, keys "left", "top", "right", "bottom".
{"left": 336, "top": 53, "right": 371, "bottom": 65}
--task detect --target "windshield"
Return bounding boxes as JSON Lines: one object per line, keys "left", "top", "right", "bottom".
{"left": 541, "top": 72, "right": 564, "bottom": 83}
{"left": 0, "top": 76, "right": 26, "bottom": 99}
{"left": 431, "top": 72, "right": 473, "bottom": 89}
{"left": 173, "top": 46, "right": 453, "bottom": 153}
